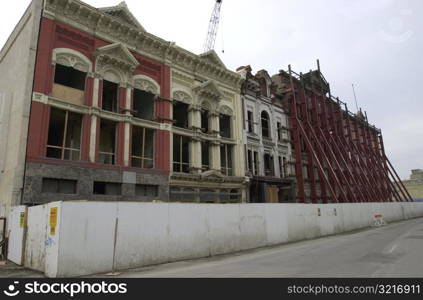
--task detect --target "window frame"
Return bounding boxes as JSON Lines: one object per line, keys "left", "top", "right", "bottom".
{"left": 46, "top": 108, "right": 83, "bottom": 161}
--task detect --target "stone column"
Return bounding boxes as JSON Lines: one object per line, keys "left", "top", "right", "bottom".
{"left": 123, "top": 86, "right": 133, "bottom": 166}
{"left": 189, "top": 137, "right": 202, "bottom": 174}
{"left": 209, "top": 110, "right": 221, "bottom": 171}
{"left": 89, "top": 76, "right": 101, "bottom": 163}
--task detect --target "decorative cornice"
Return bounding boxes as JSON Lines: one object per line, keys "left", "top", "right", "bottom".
{"left": 44, "top": 0, "right": 244, "bottom": 91}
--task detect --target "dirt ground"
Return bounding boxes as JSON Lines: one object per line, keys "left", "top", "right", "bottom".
{"left": 0, "top": 261, "right": 43, "bottom": 278}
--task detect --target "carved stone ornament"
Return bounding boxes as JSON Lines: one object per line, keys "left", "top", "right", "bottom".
{"left": 173, "top": 91, "right": 192, "bottom": 104}
{"left": 52, "top": 48, "right": 93, "bottom": 73}
{"left": 134, "top": 79, "right": 158, "bottom": 94}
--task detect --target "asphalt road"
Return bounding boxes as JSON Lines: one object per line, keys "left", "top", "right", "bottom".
{"left": 106, "top": 217, "right": 423, "bottom": 278}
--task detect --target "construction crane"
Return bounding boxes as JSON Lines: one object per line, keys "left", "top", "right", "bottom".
{"left": 203, "top": 0, "right": 223, "bottom": 53}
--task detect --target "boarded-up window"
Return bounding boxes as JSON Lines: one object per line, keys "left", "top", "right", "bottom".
{"left": 132, "top": 126, "right": 154, "bottom": 169}
{"left": 133, "top": 89, "right": 155, "bottom": 120}
{"left": 98, "top": 119, "right": 116, "bottom": 165}
{"left": 47, "top": 108, "right": 82, "bottom": 161}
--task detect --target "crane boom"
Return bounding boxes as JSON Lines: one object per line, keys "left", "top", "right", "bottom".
{"left": 203, "top": 0, "right": 223, "bottom": 53}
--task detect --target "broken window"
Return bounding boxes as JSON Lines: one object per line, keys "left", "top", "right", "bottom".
{"left": 42, "top": 178, "right": 77, "bottom": 194}
{"left": 173, "top": 134, "right": 190, "bottom": 173}
{"left": 54, "top": 64, "right": 86, "bottom": 91}
{"left": 98, "top": 119, "right": 116, "bottom": 165}
{"left": 47, "top": 108, "right": 82, "bottom": 161}
{"left": 264, "top": 153, "right": 274, "bottom": 176}
{"left": 261, "top": 111, "right": 270, "bottom": 138}
{"left": 201, "top": 110, "right": 209, "bottom": 133}
{"left": 93, "top": 181, "right": 121, "bottom": 195}
{"left": 173, "top": 101, "right": 189, "bottom": 128}
{"left": 219, "top": 114, "right": 231, "bottom": 138}
{"left": 247, "top": 110, "right": 254, "bottom": 133}
{"left": 201, "top": 141, "right": 210, "bottom": 171}
{"left": 102, "top": 80, "right": 119, "bottom": 113}
{"left": 133, "top": 89, "right": 155, "bottom": 120}
{"left": 136, "top": 184, "right": 158, "bottom": 197}
{"left": 220, "top": 144, "right": 233, "bottom": 176}
{"left": 132, "top": 126, "right": 154, "bottom": 169}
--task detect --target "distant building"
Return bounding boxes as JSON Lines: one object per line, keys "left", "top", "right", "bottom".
{"left": 402, "top": 169, "right": 423, "bottom": 200}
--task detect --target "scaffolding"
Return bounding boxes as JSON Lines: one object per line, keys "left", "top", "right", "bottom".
{"left": 274, "top": 61, "right": 412, "bottom": 203}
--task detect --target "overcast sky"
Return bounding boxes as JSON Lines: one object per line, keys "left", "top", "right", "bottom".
{"left": 1, "top": 0, "right": 421, "bottom": 179}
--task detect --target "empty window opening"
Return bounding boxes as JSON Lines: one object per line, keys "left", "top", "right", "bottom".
{"left": 261, "top": 111, "right": 270, "bottom": 138}
{"left": 220, "top": 144, "right": 233, "bottom": 176}
{"left": 98, "top": 119, "right": 116, "bottom": 165}
{"left": 201, "top": 110, "right": 209, "bottom": 133}
{"left": 219, "top": 114, "right": 231, "bottom": 138}
{"left": 247, "top": 150, "right": 253, "bottom": 173}
{"left": 93, "top": 181, "right": 121, "bottom": 195}
{"left": 42, "top": 178, "right": 77, "bottom": 194}
{"left": 173, "top": 134, "right": 190, "bottom": 173}
{"left": 54, "top": 64, "right": 86, "bottom": 91}
{"left": 283, "top": 157, "right": 288, "bottom": 177}
{"left": 277, "top": 122, "right": 282, "bottom": 141}
{"left": 47, "top": 108, "right": 82, "bottom": 161}
{"left": 102, "top": 80, "right": 119, "bottom": 113}
{"left": 173, "top": 101, "right": 189, "bottom": 128}
{"left": 132, "top": 126, "right": 154, "bottom": 169}
{"left": 253, "top": 151, "right": 259, "bottom": 175}
{"left": 264, "top": 153, "right": 274, "bottom": 176}
{"left": 201, "top": 141, "right": 210, "bottom": 171}
{"left": 136, "top": 184, "right": 158, "bottom": 197}
{"left": 279, "top": 156, "right": 283, "bottom": 178}
{"left": 230, "top": 189, "right": 240, "bottom": 202}
{"left": 133, "top": 89, "right": 155, "bottom": 120}
{"left": 247, "top": 111, "right": 254, "bottom": 133}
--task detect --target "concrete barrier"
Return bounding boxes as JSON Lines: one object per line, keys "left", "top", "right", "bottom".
{"left": 18, "top": 201, "right": 423, "bottom": 277}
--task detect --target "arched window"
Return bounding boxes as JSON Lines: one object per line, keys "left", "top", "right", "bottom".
{"left": 261, "top": 111, "right": 270, "bottom": 137}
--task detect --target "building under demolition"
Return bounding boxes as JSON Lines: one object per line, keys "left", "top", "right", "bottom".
{"left": 0, "top": 0, "right": 413, "bottom": 219}
{"left": 237, "top": 66, "right": 295, "bottom": 203}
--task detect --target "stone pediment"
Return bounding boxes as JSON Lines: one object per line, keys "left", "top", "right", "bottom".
{"left": 199, "top": 50, "right": 226, "bottom": 68}
{"left": 99, "top": 1, "right": 146, "bottom": 31}
{"left": 193, "top": 80, "right": 224, "bottom": 101}
{"left": 200, "top": 170, "right": 225, "bottom": 180}
{"left": 94, "top": 43, "right": 139, "bottom": 71}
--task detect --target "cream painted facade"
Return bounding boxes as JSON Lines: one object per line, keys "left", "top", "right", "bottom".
{"left": 170, "top": 52, "right": 247, "bottom": 203}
